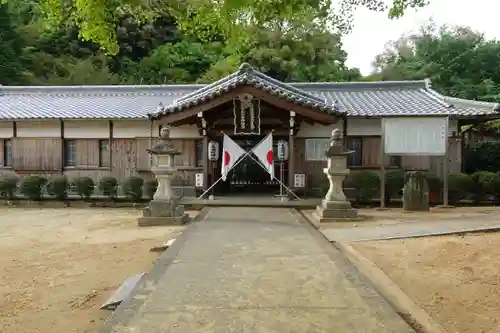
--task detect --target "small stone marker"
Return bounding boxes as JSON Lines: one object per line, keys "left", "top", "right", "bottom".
{"left": 100, "top": 272, "right": 145, "bottom": 310}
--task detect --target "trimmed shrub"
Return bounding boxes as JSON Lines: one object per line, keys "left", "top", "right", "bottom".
{"left": 123, "top": 176, "right": 144, "bottom": 202}
{"left": 144, "top": 178, "right": 158, "bottom": 200}
{"left": 47, "top": 176, "right": 69, "bottom": 201}
{"left": 73, "top": 177, "right": 95, "bottom": 200}
{"left": 470, "top": 171, "right": 497, "bottom": 203}
{"left": 20, "top": 175, "right": 47, "bottom": 201}
{"left": 423, "top": 171, "right": 442, "bottom": 201}
{"left": 0, "top": 175, "right": 19, "bottom": 200}
{"left": 448, "top": 173, "right": 473, "bottom": 204}
{"left": 385, "top": 170, "right": 405, "bottom": 202}
{"left": 347, "top": 171, "right": 380, "bottom": 204}
{"left": 99, "top": 176, "right": 118, "bottom": 200}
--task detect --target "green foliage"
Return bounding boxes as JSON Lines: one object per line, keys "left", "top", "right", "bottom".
{"left": 466, "top": 141, "right": 500, "bottom": 173}
{"left": 20, "top": 175, "right": 47, "bottom": 201}
{"left": 46, "top": 176, "right": 69, "bottom": 201}
{"left": 0, "top": 176, "right": 19, "bottom": 200}
{"left": 73, "top": 176, "right": 95, "bottom": 200}
{"left": 98, "top": 176, "right": 118, "bottom": 200}
{"left": 385, "top": 170, "right": 405, "bottom": 198}
{"left": 470, "top": 171, "right": 497, "bottom": 203}
{"left": 448, "top": 173, "right": 473, "bottom": 204}
{"left": 122, "top": 176, "right": 144, "bottom": 202}
{"left": 372, "top": 24, "right": 500, "bottom": 102}
{"left": 6, "top": 0, "right": 428, "bottom": 55}
{"left": 346, "top": 171, "right": 380, "bottom": 204}
{"left": 144, "top": 178, "right": 158, "bottom": 200}
{"left": 423, "top": 171, "right": 442, "bottom": 195}
{"left": 0, "top": 3, "right": 26, "bottom": 85}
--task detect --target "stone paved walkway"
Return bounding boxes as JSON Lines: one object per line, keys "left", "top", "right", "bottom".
{"left": 102, "top": 207, "right": 414, "bottom": 333}
{"left": 320, "top": 217, "right": 500, "bottom": 242}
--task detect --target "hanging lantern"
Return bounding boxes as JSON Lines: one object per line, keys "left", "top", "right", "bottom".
{"left": 208, "top": 140, "right": 219, "bottom": 161}
{"left": 277, "top": 140, "right": 289, "bottom": 161}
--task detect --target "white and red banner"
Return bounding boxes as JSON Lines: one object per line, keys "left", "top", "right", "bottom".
{"left": 251, "top": 133, "right": 274, "bottom": 180}
{"left": 221, "top": 134, "right": 247, "bottom": 181}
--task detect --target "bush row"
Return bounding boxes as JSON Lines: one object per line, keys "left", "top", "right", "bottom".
{"left": 0, "top": 175, "right": 159, "bottom": 202}
{"left": 341, "top": 170, "right": 500, "bottom": 204}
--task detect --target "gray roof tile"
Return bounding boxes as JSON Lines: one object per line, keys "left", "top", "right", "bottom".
{"left": 1, "top": 69, "right": 499, "bottom": 120}
{"left": 153, "top": 63, "right": 341, "bottom": 118}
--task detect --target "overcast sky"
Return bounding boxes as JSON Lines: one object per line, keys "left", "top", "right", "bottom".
{"left": 342, "top": 0, "right": 500, "bottom": 75}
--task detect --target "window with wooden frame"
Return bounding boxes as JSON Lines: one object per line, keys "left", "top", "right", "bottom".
{"left": 305, "top": 139, "right": 329, "bottom": 161}
{"left": 3, "top": 139, "right": 12, "bottom": 167}
{"left": 98, "top": 139, "right": 109, "bottom": 167}
{"left": 64, "top": 139, "right": 77, "bottom": 167}
{"left": 346, "top": 137, "right": 363, "bottom": 167}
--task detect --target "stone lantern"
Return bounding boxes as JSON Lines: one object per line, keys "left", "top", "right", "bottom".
{"left": 137, "top": 126, "right": 189, "bottom": 226}
{"left": 314, "top": 129, "right": 360, "bottom": 222}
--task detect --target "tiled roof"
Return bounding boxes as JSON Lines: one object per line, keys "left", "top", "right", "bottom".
{"left": 152, "top": 63, "right": 341, "bottom": 119}
{"left": 1, "top": 70, "right": 499, "bottom": 120}
{"left": 443, "top": 95, "right": 500, "bottom": 114}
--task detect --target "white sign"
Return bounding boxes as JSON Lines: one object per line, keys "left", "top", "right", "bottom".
{"left": 382, "top": 117, "right": 448, "bottom": 156}
{"left": 195, "top": 173, "right": 204, "bottom": 188}
{"left": 294, "top": 174, "right": 306, "bottom": 188}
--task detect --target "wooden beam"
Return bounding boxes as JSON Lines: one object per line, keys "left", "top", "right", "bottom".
{"left": 60, "top": 119, "right": 64, "bottom": 172}
{"left": 12, "top": 121, "right": 17, "bottom": 138}
{"left": 155, "top": 84, "right": 341, "bottom": 125}
{"left": 242, "top": 85, "right": 340, "bottom": 125}
{"left": 108, "top": 120, "right": 113, "bottom": 171}
{"left": 154, "top": 89, "right": 246, "bottom": 124}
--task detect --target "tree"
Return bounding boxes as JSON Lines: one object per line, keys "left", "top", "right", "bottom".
{"left": 127, "top": 40, "right": 224, "bottom": 84}
{"left": 370, "top": 23, "right": 500, "bottom": 102}
{"left": 199, "top": 27, "right": 361, "bottom": 83}
{"left": 28, "top": 0, "right": 427, "bottom": 54}
{"left": 0, "top": 3, "right": 26, "bottom": 85}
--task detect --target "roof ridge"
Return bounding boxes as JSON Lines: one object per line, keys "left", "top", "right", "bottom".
{"left": 444, "top": 95, "right": 500, "bottom": 110}
{"left": 420, "top": 88, "right": 452, "bottom": 108}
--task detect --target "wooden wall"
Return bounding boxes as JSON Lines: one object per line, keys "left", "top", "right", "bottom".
{"left": 0, "top": 137, "right": 200, "bottom": 185}
{"left": 295, "top": 137, "right": 462, "bottom": 192}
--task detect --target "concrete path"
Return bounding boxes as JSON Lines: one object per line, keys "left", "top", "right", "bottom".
{"left": 102, "top": 207, "right": 413, "bottom": 333}
{"left": 321, "top": 217, "right": 500, "bottom": 242}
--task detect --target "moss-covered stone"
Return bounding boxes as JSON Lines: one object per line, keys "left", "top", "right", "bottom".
{"left": 403, "top": 171, "right": 429, "bottom": 211}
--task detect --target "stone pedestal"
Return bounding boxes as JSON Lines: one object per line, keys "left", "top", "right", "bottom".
{"left": 138, "top": 154, "right": 189, "bottom": 227}
{"left": 314, "top": 155, "right": 360, "bottom": 222}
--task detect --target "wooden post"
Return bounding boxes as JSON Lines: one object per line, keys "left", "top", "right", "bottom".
{"left": 380, "top": 120, "right": 386, "bottom": 209}
{"left": 443, "top": 134, "right": 450, "bottom": 206}
{"left": 202, "top": 135, "right": 209, "bottom": 191}
{"left": 108, "top": 120, "right": 113, "bottom": 171}
{"left": 59, "top": 119, "right": 64, "bottom": 172}
{"left": 288, "top": 111, "right": 295, "bottom": 191}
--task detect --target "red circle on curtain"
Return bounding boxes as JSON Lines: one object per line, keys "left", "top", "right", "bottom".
{"left": 224, "top": 151, "right": 231, "bottom": 166}
{"left": 266, "top": 150, "right": 273, "bottom": 165}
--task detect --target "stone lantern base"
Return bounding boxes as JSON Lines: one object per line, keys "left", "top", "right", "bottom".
{"left": 138, "top": 199, "right": 189, "bottom": 227}
{"left": 314, "top": 200, "right": 361, "bottom": 222}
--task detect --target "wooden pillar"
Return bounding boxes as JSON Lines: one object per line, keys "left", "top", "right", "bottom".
{"left": 202, "top": 135, "right": 209, "bottom": 191}
{"left": 59, "top": 119, "right": 64, "bottom": 172}
{"left": 108, "top": 120, "right": 113, "bottom": 171}
{"left": 342, "top": 115, "right": 348, "bottom": 145}
{"left": 288, "top": 111, "right": 295, "bottom": 190}
{"left": 198, "top": 112, "right": 209, "bottom": 193}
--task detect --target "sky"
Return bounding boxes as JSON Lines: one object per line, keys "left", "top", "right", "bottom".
{"left": 342, "top": 0, "right": 500, "bottom": 75}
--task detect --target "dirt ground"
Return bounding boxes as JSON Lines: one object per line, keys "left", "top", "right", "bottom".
{"left": 355, "top": 233, "right": 500, "bottom": 333}
{"left": 305, "top": 206, "right": 500, "bottom": 229}
{"left": 0, "top": 208, "right": 193, "bottom": 333}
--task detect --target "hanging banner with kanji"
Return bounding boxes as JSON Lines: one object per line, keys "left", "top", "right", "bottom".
{"left": 233, "top": 93, "right": 261, "bottom": 135}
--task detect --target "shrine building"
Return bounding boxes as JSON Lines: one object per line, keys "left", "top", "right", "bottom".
{"left": 0, "top": 63, "right": 498, "bottom": 196}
